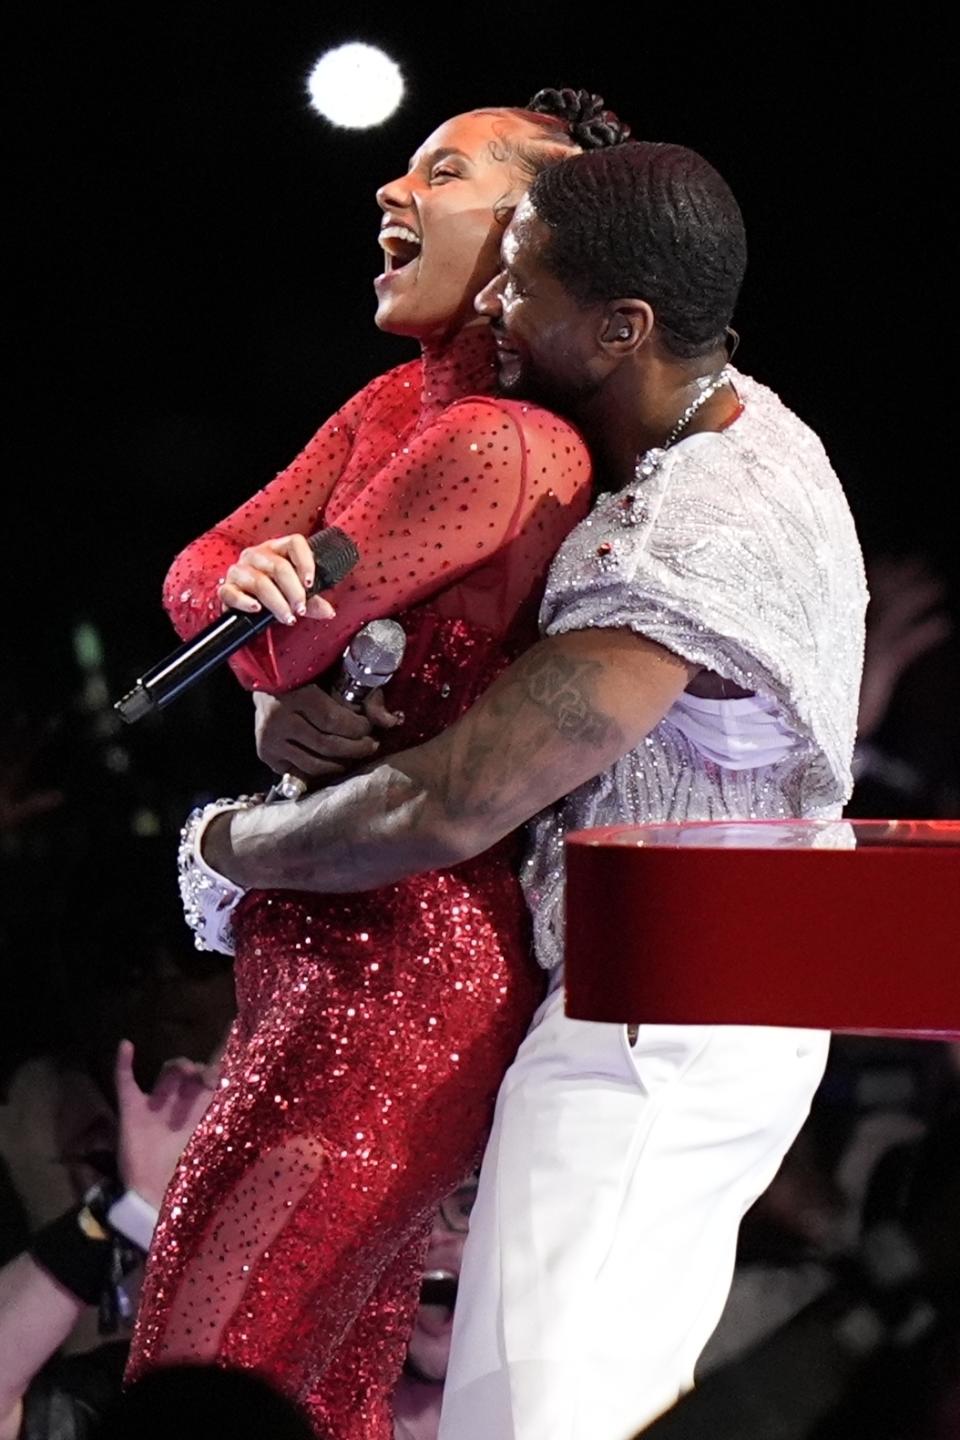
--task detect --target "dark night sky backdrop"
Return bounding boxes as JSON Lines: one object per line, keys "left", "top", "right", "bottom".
{"left": 9, "top": 4, "right": 955, "bottom": 792}
{"left": 2, "top": 16, "right": 956, "bottom": 1412}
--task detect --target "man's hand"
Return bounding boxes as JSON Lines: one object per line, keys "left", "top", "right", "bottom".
{"left": 254, "top": 684, "right": 400, "bottom": 782}
{"left": 0, "top": 1043, "right": 218, "bottom": 1435}
{"left": 114, "top": 1041, "right": 218, "bottom": 1209}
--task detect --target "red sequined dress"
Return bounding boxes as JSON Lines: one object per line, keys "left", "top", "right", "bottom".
{"left": 126, "top": 326, "right": 592, "bottom": 1437}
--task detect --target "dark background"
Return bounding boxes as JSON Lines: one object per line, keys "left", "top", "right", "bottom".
{"left": 5, "top": 8, "right": 956, "bottom": 971}
{"left": 10, "top": 7, "right": 954, "bottom": 658}
{"left": 2, "top": 12, "right": 957, "bottom": 1432}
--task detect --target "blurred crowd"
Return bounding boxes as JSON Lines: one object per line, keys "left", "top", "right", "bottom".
{"left": 0, "top": 550, "right": 956, "bottom": 1438}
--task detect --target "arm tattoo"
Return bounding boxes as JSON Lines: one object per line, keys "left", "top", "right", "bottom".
{"left": 223, "top": 642, "right": 629, "bottom": 891}
{"left": 425, "top": 644, "right": 621, "bottom": 824}
{"left": 517, "top": 649, "right": 619, "bottom": 745}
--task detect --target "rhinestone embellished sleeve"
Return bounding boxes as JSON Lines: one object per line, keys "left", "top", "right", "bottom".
{"left": 162, "top": 364, "right": 399, "bottom": 667}
{"left": 542, "top": 369, "right": 867, "bottom": 799}
{"left": 162, "top": 331, "right": 591, "bottom": 693}
{"left": 257, "top": 396, "right": 591, "bottom": 691}
{"left": 523, "top": 369, "right": 868, "bottom": 976}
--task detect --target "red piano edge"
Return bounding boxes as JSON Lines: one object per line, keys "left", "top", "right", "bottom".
{"left": 563, "top": 819, "right": 960, "bottom": 1038}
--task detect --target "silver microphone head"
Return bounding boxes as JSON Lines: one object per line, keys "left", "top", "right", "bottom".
{"left": 338, "top": 619, "right": 407, "bottom": 702}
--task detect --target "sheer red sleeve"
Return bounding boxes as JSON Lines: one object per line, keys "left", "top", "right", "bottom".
{"left": 231, "top": 397, "right": 593, "bottom": 692}
{"left": 161, "top": 367, "right": 406, "bottom": 686}
{"left": 163, "top": 372, "right": 591, "bottom": 693}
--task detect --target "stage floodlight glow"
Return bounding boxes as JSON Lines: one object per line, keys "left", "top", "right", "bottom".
{"left": 306, "top": 43, "right": 405, "bottom": 129}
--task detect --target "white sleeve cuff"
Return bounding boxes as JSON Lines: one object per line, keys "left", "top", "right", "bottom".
{"left": 106, "top": 1189, "right": 160, "bottom": 1253}
{"left": 177, "top": 796, "right": 262, "bottom": 955}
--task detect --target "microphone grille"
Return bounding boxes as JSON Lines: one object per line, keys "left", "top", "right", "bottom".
{"left": 336, "top": 619, "right": 407, "bottom": 700}
{"left": 307, "top": 527, "right": 359, "bottom": 591}
{"left": 345, "top": 619, "right": 407, "bottom": 680}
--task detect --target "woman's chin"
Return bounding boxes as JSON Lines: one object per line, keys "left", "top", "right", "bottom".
{"left": 374, "top": 309, "right": 417, "bottom": 337}
{"left": 374, "top": 284, "right": 486, "bottom": 344}
{"left": 374, "top": 310, "right": 467, "bottom": 348}
{"left": 374, "top": 297, "right": 427, "bottom": 338}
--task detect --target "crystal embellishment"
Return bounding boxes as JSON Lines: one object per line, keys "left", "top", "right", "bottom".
{"left": 178, "top": 795, "right": 262, "bottom": 954}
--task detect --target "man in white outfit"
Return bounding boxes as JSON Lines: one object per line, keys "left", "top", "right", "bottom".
{"left": 190, "top": 139, "right": 866, "bottom": 1438}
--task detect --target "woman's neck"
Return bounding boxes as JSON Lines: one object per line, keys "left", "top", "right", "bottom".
{"left": 419, "top": 323, "right": 498, "bottom": 424}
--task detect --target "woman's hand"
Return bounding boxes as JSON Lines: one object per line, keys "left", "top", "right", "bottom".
{"left": 219, "top": 534, "right": 336, "bottom": 626}
{"left": 254, "top": 686, "right": 402, "bottom": 782}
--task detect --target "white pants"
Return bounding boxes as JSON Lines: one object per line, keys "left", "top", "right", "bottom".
{"left": 437, "top": 987, "right": 830, "bottom": 1440}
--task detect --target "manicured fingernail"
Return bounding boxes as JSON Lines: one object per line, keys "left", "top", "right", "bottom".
{"left": 284, "top": 613, "right": 297, "bottom": 625}
{"left": 296, "top": 602, "right": 307, "bottom": 617}
{"left": 392, "top": 711, "right": 404, "bottom": 725}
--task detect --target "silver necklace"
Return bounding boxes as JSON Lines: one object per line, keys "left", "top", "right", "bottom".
{"left": 662, "top": 366, "right": 733, "bottom": 450}
{"left": 606, "top": 367, "right": 735, "bottom": 540}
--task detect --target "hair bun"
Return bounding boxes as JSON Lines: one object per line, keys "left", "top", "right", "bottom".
{"left": 526, "top": 87, "right": 631, "bottom": 149}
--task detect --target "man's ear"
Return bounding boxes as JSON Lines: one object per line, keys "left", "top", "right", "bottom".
{"left": 493, "top": 192, "right": 518, "bottom": 229}
{"left": 599, "top": 299, "right": 655, "bottom": 351}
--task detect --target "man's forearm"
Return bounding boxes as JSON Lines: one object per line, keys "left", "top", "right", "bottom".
{"left": 206, "top": 758, "right": 460, "bottom": 894}
{"left": 205, "top": 631, "right": 694, "bottom": 894}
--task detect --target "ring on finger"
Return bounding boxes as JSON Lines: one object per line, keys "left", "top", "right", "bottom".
{"left": 275, "top": 773, "right": 308, "bottom": 801}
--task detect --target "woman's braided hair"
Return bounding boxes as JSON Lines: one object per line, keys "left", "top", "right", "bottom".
{"left": 523, "top": 87, "right": 632, "bottom": 150}
{"left": 485, "top": 88, "right": 630, "bottom": 186}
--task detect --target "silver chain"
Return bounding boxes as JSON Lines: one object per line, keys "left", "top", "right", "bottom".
{"left": 662, "top": 366, "right": 733, "bottom": 450}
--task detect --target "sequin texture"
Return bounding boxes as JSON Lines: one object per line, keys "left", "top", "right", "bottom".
{"left": 523, "top": 368, "right": 868, "bottom": 977}
{"left": 128, "top": 327, "right": 592, "bottom": 1438}
{"left": 163, "top": 327, "right": 592, "bottom": 695}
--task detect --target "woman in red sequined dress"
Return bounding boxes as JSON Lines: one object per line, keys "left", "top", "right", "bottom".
{"left": 127, "top": 94, "right": 625, "bottom": 1437}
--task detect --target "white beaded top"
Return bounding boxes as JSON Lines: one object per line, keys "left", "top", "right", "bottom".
{"left": 521, "top": 367, "right": 868, "bottom": 977}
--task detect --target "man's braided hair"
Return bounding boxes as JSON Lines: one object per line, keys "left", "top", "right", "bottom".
{"left": 529, "top": 140, "right": 747, "bottom": 358}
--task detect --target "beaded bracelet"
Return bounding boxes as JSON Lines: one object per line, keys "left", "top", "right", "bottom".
{"left": 178, "top": 796, "right": 262, "bottom": 954}
{"left": 28, "top": 1180, "right": 150, "bottom": 1331}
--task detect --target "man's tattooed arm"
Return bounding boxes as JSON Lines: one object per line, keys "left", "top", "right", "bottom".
{"left": 423, "top": 645, "right": 621, "bottom": 826}
{"left": 204, "top": 629, "right": 697, "bottom": 894}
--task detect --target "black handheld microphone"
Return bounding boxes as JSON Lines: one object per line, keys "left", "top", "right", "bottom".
{"left": 114, "top": 527, "right": 359, "bottom": 724}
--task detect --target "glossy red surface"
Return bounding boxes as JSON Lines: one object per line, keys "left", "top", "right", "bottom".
{"left": 565, "top": 821, "right": 960, "bottom": 1036}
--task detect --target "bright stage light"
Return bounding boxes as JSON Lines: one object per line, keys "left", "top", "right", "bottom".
{"left": 306, "top": 43, "right": 405, "bottom": 129}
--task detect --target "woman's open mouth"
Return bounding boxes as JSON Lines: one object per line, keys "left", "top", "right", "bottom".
{"left": 378, "top": 223, "right": 422, "bottom": 277}
{"left": 419, "top": 1271, "right": 457, "bottom": 1311}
